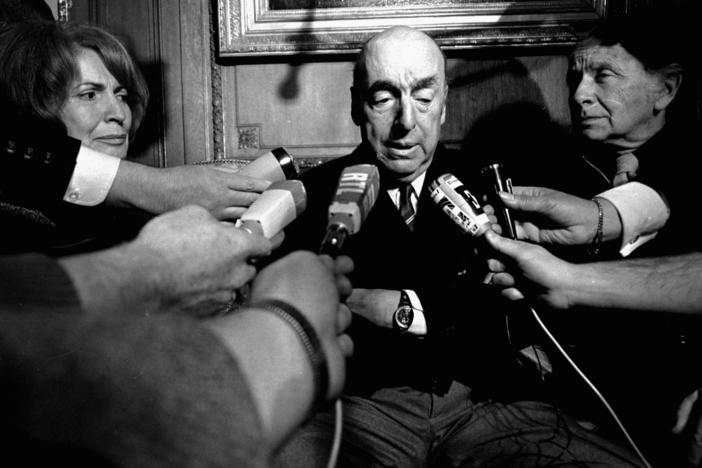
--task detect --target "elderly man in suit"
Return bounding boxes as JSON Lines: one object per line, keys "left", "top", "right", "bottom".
{"left": 273, "top": 25, "right": 642, "bottom": 468}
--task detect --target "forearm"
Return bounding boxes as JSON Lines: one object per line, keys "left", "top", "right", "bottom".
{"left": 568, "top": 253, "right": 702, "bottom": 314}
{"left": 58, "top": 242, "right": 160, "bottom": 316}
{"left": 205, "top": 307, "right": 316, "bottom": 449}
{"left": 105, "top": 159, "right": 166, "bottom": 213}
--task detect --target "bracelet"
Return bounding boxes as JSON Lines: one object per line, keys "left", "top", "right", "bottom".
{"left": 590, "top": 197, "right": 604, "bottom": 256}
{"left": 249, "top": 298, "right": 329, "bottom": 411}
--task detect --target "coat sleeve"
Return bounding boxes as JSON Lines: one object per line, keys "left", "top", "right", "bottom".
{"left": 0, "top": 254, "right": 269, "bottom": 468}
{"left": 0, "top": 111, "right": 81, "bottom": 210}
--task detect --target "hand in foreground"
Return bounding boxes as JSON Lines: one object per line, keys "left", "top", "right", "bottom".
{"left": 159, "top": 165, "right": 273, "bottom": 219}
{"left": 484, "top": 229, "right": 577, "bottom": 310}
{"left": 62, "top": 205, "right": 275, "bottom": 316}
{"left": 673, "top": 389, "right": 702, "bottom": 467}
{"left": 499, "top": 186, "right": 602, "bottom": 246}
{"left": 248, "top": 251, "right": 354, "bottom": 400}
{"left": 111, "top": 162, "right": 272, "bottom": 220}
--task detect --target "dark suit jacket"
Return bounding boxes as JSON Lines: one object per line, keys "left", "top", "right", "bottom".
{"left": 478, "top": 114, "right": 702, "bottom": 464}
{"left": 278, "top": 142, "right": 529, "bottom": 398}
{"left": 0, "top": 110, "right": 146, "bottom": 255}
{"left": 0, "top": 254, "right": 269, "bottom": 467}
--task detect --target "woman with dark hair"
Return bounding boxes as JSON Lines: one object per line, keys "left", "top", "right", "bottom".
{"left": 0, "top": 20, "right": 151, "bottom": 253}
{"left": 1, "top": 15, "right": 272, "bottom": 255}
{"left": 0, "top": 20, "right": 149, "bottom": 159}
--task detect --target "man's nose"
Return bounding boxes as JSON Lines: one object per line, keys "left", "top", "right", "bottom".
{"left": 394, "top": 96, "right": 416, "bottom": 132}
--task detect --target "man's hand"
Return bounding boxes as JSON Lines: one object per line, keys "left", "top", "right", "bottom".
{"left": 499, "top": 186, "right": 607, "bottom": 246}
{"left": 484, "top": 229, "right": 577, "bottom": 310}
{"left": 109, "top": 162, "right": 271, "bottom": 220}
{"left": 248, "top": 252, "right": 354, "bottom": 400}
{"left": 61, "top": 205, "right": 275, "bottom": 316}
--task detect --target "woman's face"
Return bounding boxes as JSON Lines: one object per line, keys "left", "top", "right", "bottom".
{"left": 59, "top": 48, "right": 132, "bottom": 159}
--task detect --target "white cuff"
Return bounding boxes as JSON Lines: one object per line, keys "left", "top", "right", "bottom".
{"left": 404, "top": 289, "right": 427, "bottom": 336}
{"left": 63, "top": 146, "right": 121, "bottom": 206}
{"left": 596, "top": 181, "right": 670, "bottom": 257}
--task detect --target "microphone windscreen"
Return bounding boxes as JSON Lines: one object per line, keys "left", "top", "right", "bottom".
{"left": 237, "top": 180, "right": 306, "bottom": 238}
{"left": 429, "top": 173, "right": 490, "bottom": 237}
{"left": 238, "top": 147, "right": 298, "bottom": 182}
{"left": 327, "top": 164, "right": 380, "bottom": 235}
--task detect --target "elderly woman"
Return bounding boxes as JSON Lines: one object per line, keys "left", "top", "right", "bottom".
{"left": 0, "top": 20, "right": 150, "bottom": 253}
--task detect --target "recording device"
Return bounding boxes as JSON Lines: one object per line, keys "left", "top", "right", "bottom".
{"left": 237, "top": 180, "right": 307, "bottom": 238}
{"left": 237, "top": 147, "right": 299, "bottom": 182}
{"left": 429, "top": 173, "right": 490, "bottom": 237}
{"left": 319, "top": 164, "right": 380, "bottom": 256}
{"left": 481, "top": 162, "right": 517, "bottom": 239}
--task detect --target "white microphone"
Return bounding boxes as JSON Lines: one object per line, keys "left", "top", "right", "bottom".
{"left": 429, "top": 173, "right": 490, "bottom": 237}
{"left": 319, "top": 164, "right": 380, "bottom": 256}
{"left": 237, "top": 179, "right": 306, "bottom": 238}
{"left": 237, "top": 147, "right": 298, "bottom": 182}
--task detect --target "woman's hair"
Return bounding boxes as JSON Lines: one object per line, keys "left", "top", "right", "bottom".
{"left": 583, "top": 7, "right": 688, "bottom": 73}
{"left": 0, "top": 0, "right": 54, "bottom": 24}
{"left": 0, "top": 20, "right": 149, "bottom": 139}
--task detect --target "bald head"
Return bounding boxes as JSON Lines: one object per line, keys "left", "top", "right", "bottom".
{"left": 351, "top": 26, "right": 449, "bottom": 183}
{"left": 353, "top": 26, "right": 446, "bottom": 91}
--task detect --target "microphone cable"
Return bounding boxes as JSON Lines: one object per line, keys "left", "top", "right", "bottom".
{"left": 527, "top": 304, "right": 654, "bottom": 468}
{"left": 435, "top": 169, "right": 654, "bottom": 468}
{"left": 327, "top": 399, "right": 343, "bottom": 468}
{"left": 483, "top": 169, "right": 654, "bottom": 468}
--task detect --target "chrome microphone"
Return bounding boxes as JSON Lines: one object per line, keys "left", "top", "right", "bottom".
{"left": 237, "top": 179, "right": 306, "bottom": 238}
{"left": 429, "top": 173, "right": 490, "bottom": 237}
{"left": 319, "top": 164, "right": 380, "bottom": 256}
{"left": 481, "top": 162, "right": 517, "bottom": 239}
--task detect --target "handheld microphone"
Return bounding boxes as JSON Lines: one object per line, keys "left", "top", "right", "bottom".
{"left": 237, "top": 147, "right": 299, "bottom": 182}
{"left": 481, "top": 163, "right": 517, "bottom": 239}
{"left": 237, "top": 180, "right": 307, "bottom": 238}
{"left": 319, "top": 164, "right": 380, "bottom": 256}
{"left": 429, "top": 173, "right": 490, "bottom": 237}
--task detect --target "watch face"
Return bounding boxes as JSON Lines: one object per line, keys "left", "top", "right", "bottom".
{"left": 395, "top": 305, "right": 414, "bottom": 330}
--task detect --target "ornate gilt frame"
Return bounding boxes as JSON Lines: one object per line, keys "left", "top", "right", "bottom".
{"left": 217, "top": 0, "right": 607, "bottom": 57}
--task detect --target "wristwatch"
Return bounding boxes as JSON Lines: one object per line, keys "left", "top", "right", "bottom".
{"left": 393, "top": 290, "right": 414, "bottom": 333}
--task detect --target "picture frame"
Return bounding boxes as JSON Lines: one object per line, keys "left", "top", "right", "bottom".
{"left": 216, "top": 0, "right": 606, "bottom": 57}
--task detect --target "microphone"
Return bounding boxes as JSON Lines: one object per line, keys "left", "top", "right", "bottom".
{"left": 237, "top": 147, "right": 299, "bottom": 182}
{"left": 429, "top": 173, "right": 490, "bottom": 237}
{"left": 481, "top": 163, "right": 517, "bottom": 239}
{"left": 237, "top": 179, "right": 307, "bottom": 238}
{"left": 319, "top": 164, "right": 380, "bottom": 256}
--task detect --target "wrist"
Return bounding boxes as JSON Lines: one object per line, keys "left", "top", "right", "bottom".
{"left": 249, "top": 299, "right": 329, "bottom": 411}
{"left": 204, "top": 306, "right": 316, "bottom": 447}
{"left": 107, "top": 160, "right": 163, "bottom": 213}
{"left": 588, "top": 197, "right": 604, "bottom": 256}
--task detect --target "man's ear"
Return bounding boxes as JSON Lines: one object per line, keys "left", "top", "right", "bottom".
{"left": 654, "top": 65, "right": 683, "bottom": 111}
{"left": 351, "top": 86, "right": 363, "bottom": 126}
{"left": 440, "top": 85, "right": 448, "bottom": 125}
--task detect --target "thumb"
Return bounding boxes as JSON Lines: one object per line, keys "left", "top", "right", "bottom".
{"left": 484, "top": 229, "right": 520, "bottom": 258}
{"left": 499, "top": 190, "right": 548, "bottom": 215}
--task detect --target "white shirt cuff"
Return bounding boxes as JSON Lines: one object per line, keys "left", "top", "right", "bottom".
{"left": 596, "top": 181, "right": 670, "bottom": 257}
{"left": 404, "top": 289, "right": 427, "bottom": 336}
{"left": 63, "top": 146, "right": 121, "bottom": 206}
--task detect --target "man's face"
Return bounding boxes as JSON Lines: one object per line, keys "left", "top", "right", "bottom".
{"left": 354, "top": 28, "right": 447, "bottom": 183}
{"left": 568, "top": 40, "right": 667, "bottom": 148}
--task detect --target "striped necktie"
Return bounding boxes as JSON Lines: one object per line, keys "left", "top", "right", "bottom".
{"left": 399, "top": 183, "right": 416, "bottom": 230}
